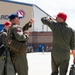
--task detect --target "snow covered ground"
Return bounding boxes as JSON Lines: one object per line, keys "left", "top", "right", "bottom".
{"left": 27, "top": 52, "right": 73, "bottom": 75}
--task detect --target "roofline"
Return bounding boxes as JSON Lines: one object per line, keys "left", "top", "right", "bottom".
{"left": 0, "top": 0, "right": 34, "bottom": 6}
{"left": 1, "top": 0, "right": 52, "bottom": 17}
{"left": 34, "top": 5, "right": 52, "bottom": 17}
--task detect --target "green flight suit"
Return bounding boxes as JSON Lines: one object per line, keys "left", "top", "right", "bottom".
{"left": 0, "top": 29, "right": 15, "bottom": 75}
{"left": 0, "top": 51, "right": 6, "bottom": 75}
{"left": 41, "top": 17, "right": 75, "bottom": 75}
{"left": 7, "top": 22, "right": 31, "bottom": 75}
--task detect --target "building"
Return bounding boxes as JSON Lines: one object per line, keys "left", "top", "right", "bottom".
{"left": 0, "top": 0, "right": 53, "bottom": 31}
{"left": 0, "top": 0, "right": 53, "bottom": 52}
{"left": 28, "top": 32, "right": 52, "bottom": 52}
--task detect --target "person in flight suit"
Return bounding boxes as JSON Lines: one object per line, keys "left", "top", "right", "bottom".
{"left": 0, "top": 21, "right": 15, "bottom": 75}
{"left": 7, "top": 13, "right": 35, "bottom": 75}
{"left": 41, "top": 12, "right": 75, "bottom": 75}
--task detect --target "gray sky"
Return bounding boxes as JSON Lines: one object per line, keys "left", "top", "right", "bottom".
{"left": 10, "top": 0, "right": 75, "bottom": 30}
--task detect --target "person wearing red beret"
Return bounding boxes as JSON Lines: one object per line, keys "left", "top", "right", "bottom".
{"left": 41, "top": 12, "right": 75, "bottom": 75}
{"left": 0, "top": 21, "right": 15, "bottom": 75}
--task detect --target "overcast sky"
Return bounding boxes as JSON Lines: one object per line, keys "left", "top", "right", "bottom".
{"left": 10, "top": 0, "right": 75, "bottom": 30}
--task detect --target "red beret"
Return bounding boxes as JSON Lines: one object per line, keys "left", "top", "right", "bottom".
{"left": 56, "top": 12, "right": 67, "bottom": 21}
{"left": 4, "top": 21, "right": 11, "bottom": 26}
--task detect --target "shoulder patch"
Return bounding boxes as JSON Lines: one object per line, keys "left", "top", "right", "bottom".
{"left": 16, "top": 27, "right": 21, "bottom": 32}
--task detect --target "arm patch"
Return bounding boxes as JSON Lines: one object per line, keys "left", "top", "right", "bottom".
{"left": 16, "top": 27, "right": 21, "bottom": 32}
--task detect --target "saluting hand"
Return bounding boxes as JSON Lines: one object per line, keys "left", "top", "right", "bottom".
{"left": 29, "top": 18, "right": 35, "bottom": 24}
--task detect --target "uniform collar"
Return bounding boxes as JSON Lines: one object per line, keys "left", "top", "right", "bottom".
{"left": 58, "top": 22, "right": 67, "bottom": 26}
{"left": 4, "top": 29, "right": 7, "bottom": 32}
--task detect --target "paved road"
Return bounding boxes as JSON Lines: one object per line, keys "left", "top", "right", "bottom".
{"left": 26, "top": 52, "right": 73, "bottom": 75}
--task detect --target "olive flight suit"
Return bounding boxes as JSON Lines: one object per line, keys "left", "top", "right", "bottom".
{"left": 41, "top": 17, "right": 75, "bottom": 75}
{"left": 7, "top": 22, "right": 32, "bottom": 75}
{"left": 0, "top": 29, "right": 15, "bottom": 75}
